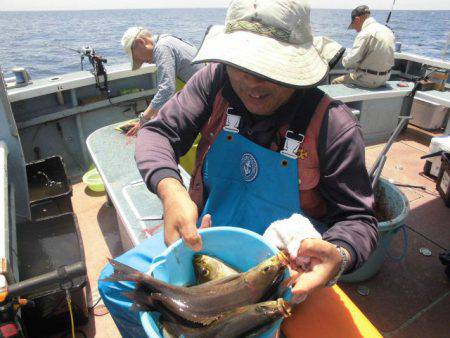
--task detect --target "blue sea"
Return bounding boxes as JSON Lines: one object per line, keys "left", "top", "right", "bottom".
{"left": 0, "top": 8, "right": 448, "bottom": 79}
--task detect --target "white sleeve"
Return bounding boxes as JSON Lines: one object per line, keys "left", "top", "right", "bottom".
{"left": 342, "top": 32, "right": 370, "bottom": 70}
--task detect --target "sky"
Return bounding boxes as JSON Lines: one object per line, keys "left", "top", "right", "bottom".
{"left": 0, "top": 0, "right": 449, "bottom": 11}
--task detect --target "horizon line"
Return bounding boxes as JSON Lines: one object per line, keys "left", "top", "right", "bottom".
{"left": 1, "top": 6, "right": 449, "bottom": 12}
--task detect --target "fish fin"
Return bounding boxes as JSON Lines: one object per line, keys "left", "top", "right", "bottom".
{"left": 100, "top": 259, "right": 146, "bottom": 283}
{"left": 102, "top": 260, "right": 179, "bottom": 296}
{"left": 194, "top": 316, "right": 219, "bottom": 326}
{"left": 193, "top": 316, "right": 220, "bottom": 326}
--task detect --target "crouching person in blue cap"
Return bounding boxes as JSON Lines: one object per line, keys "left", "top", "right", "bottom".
{"left": 98, "top": 0, "right": 378, "bottom": 336}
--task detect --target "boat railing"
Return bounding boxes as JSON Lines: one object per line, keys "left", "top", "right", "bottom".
{"left": 5, "top": 64, "right": 159, "bottom": 179}
{"left": 0, "top": 141, "right": 10, "bottom": 289}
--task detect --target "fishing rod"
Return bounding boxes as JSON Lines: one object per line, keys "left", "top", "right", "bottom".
{"left": 442, "top": 32, "right": 450, "bottom": 60}
{"left": 45, "top": 42, "right": 80, "bottom": 54}
{"left": 47, "top": 42, "right": 133, "bottom": 108}
{"left": 57, "top": 44, "right": 98, "bottom": 72}
{"left": 385, "top": 0, "right": 396, "bottom": 26}
{"left": 44, "top": 42, "right": 94, "bottom": 71}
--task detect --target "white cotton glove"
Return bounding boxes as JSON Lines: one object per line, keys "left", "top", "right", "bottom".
{"left": 263, "top": 213, "right": 322, "bottom": 270}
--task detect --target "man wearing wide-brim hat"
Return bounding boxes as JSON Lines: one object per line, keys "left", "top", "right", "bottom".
{"left": 332, "top": 5, "right": 395, "bottom": 88}
{"left": 99, "top": 0, "right": 378, "bottom": 335}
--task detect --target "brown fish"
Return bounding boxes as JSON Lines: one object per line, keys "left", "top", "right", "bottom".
{"left": 160, "top": 298, "right": 291, "bottom": 338}
{"left": 193, "top": 254, "right": 288, "bottom": 302}
{"left": 104, "top": 252, "right": 287, "bottom": 325}
{"left": 193, "top": 254, "right": 240, "bottom": 284}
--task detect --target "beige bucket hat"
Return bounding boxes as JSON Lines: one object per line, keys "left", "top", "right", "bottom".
{"left": 193, "top": 0, "right": 328, "bottom": 87}
{"left": 121, "top": 27, "right": 150, "bottom": 70}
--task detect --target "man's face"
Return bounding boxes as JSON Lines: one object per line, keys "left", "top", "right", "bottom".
{"left": 351, "top": 16, "right": 364, "bottom": 32}
{"left": 132, "top": 37, "right": 153, "bottom": 66}
{"left": 226, "top": 66, "right": 295, "bottom": 116}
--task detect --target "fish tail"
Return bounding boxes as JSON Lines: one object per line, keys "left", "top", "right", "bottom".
{"left": 101, "top": 259, "right": 149, "bottom": 284}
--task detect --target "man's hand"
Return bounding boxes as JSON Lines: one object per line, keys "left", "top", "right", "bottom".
{"left": 289, "top": 238, "right": 349, "bottom": 303}
{"left": 157, "top": 178, "right": 211, "bottom": 251}
{"left": 126, "top": 106, "right": 159, "bottom": 137}
{"left": 126, "top": 121, "right": 140, "bottom": 136}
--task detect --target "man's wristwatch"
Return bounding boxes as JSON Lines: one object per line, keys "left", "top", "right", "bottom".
{"left": 138, "top": 112, "right": 149, "bottom": 125}
{"left": 325, "top": 246, "right": 348, "bottom": 288}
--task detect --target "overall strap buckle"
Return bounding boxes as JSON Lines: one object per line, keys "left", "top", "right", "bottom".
{"left": 281, "top": 130, "right": 304, "bottom": 159}
{"left": 223, "top": 108, "right": 241, "bottom": 133}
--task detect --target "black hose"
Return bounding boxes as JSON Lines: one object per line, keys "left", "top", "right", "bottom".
{"left": 88, "top": 297, "right": 102, "bottom": 310}
{"left": 7, "top": 262, "right": 86, "bottom": 299}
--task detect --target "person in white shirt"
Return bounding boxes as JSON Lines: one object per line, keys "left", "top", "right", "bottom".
{"left": 332, "top": 5, "right": 395, "bottom": 88}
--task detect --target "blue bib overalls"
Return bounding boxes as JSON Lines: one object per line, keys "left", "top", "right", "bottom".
{"left": 99, "top": 111, "right": 308, "bottom": 337}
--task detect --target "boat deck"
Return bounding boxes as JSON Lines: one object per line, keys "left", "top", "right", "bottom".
{"left": 69, "top": 126, "right": 450, "bottom": 338}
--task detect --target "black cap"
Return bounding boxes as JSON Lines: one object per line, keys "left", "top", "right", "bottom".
{"left": 348, "top": 5, "right": 371, "bottom": 29}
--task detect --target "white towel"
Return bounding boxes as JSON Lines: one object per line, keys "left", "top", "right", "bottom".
{"left": 263, "top": 213, "right": 322, "bottom": 270}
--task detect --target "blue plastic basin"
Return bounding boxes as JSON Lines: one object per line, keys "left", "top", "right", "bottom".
{"left": 140, "top": 226, "right": 291, "bottom": 337}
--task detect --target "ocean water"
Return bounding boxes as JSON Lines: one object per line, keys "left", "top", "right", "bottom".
{"left": 0, "top": 8, "right": 448, "bottom": 80}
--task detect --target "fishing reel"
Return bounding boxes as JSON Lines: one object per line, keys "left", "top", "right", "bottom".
{"left": 88, "top": 52, "right": 108, "bottom": 92}
{"left": 73, "top": 44, "right": 122, "bottom": 106}
{"left": 77, "top": 46, "right": 94, "bottom": 71}
{"left": 77, "top": 46, "right": 108, "bottom": 92}
{"left": 78, "top": 46, "right": 94, "bottom": 58}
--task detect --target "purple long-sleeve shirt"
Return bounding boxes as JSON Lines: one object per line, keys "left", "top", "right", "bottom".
{"left": 136, "top": 63, "right": 378, "bottom": 272}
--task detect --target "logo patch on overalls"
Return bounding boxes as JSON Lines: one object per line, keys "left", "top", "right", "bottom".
{"left": 240, "top": 153, "right": 258, "bottom": 182}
